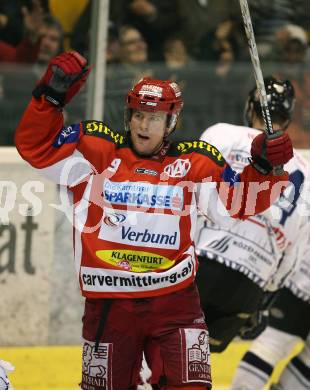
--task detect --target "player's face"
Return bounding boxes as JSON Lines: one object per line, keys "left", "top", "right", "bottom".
{"left": 130, "top": 110, "right": 167, "bottom": 156}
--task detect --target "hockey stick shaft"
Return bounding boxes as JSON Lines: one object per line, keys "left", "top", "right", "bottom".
{"left": 239, "top": 0, "right": 274, "bottom": 135}
{"left": 239, "top": 0, "right": 284, "bottom": 175}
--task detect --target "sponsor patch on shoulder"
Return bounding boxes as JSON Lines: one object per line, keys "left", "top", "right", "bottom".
{"left": 221, "top": 166, "right": 241, "bottom": 186}
{"left": 53, "top": 124, "right": 80, "bottom": 147}
{"left": 83, "top": 120, "right": 124, "bottom": 144}
{"left": 172, "top": 140, "right": 225, "bottom": 166}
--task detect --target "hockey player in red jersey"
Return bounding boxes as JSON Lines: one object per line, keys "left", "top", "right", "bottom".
{"left": 15, "top": 51, "right": 293, "bottom": 389}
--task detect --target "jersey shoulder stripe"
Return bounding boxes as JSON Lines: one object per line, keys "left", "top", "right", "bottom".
{"left": 168, "top": 140, "right": 225, "bottom": 166}
{"left": 82, "top": 120, "right": 125, "bottom": 145}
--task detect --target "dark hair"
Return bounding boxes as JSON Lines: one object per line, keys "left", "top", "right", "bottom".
{"left": 41, "top": 14, "right": 64, "bottom": 53}
{"left": 42, "top": 14, "right": 63, "bottom": 35}
{"left": 245, "top": 76, "right": 295, "bottom": 127}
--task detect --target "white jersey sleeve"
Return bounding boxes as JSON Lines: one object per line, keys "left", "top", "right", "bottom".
{"left": 265, "top": 218, "right": 309, "bottom": 292}
{"left": 197, "top": 122, "right": 260, "bottom": 227}
{"left": 199, "top": 123, "right": 260, "bottom": 172}
{"left": 266, "top": 151, "right": 310, "bottom": 290}
{"left": 196, "top": 124, "right": 310, "bottom": 291}
{"left": 284, "top": 222, "right": 310, "bottom": 303}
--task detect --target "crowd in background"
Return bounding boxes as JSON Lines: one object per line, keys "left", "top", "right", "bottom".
{"left": 0, "top": 0, "right": 310, "bottom": 147}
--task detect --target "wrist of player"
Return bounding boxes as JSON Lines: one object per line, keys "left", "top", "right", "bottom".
{"left": 32, "top": 84, "right": 66, "bottom": 107}
{"left": 249, "top": 156, "right": 274, "bottom": 175}
{"left": 251, "top": 131, "right": 293, "bottom": 173}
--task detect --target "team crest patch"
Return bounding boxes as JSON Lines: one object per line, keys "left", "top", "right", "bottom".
{"left": 162, "top": 159, "right": 191, "bottom": 178}
{"left": 82, "top": 340, "right": 112, "bottom": 389}
{"left": 181, "top": 328, "right": 211, "bottom": 384}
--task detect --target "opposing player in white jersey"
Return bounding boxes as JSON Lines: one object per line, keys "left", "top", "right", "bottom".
{"left": 138, "top": 77, "right": 304, "bottom": 386}
{"left": 230, "top": 236, "right": 310, "bottom": 390}
{"left": 195, "top": 76, "right": 310, "bottom": 353}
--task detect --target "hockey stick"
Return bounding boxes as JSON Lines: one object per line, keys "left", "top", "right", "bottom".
{"left": 239, "top": 0, "right": 284, "bottom": 175}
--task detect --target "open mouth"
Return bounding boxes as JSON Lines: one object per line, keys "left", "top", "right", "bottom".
{"left": 138, "top": 134, "right": 150, "bottom": 140}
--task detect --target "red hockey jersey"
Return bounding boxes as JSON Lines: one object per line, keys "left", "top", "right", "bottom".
{"left": 15, "top": 98, "right": 289, "bottom": 298}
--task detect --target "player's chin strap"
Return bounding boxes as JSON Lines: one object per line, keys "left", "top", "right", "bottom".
{"left": 94, "top": 299, "right": 112, "bottom": 352}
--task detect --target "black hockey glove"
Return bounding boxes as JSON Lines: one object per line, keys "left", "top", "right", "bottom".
{"left": 32, "top": 51, "right": 91, "bottom": 107}
{"left": 238, "top": 291, "right": 279, "bottom": 340}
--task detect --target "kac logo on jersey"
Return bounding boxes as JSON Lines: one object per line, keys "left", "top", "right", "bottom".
{"left": 163, "top": 159, "right": 191, "bottom": 178}
{"left": 53, "top": 124, "right": 80, "bottom": 147}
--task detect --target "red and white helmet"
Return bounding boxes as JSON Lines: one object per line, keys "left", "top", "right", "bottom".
{"left": 125, "top": 77, "right": 184, "bottom": 134}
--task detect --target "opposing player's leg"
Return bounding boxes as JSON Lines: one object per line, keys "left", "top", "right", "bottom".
{"left": 231, "top": 288, "right": 310, "bottom": 390}
{"left": 231, "top": 326, "right": 299, "bottom": 389}
{"left": 196, "top": 257, "right": 264, "bottom": 352}
{"left": 273, "top": 332, "right": 310, "bottom": 389}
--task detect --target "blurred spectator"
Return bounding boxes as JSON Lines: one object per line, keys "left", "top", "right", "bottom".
{"left": 154, "top": 36, "right": 197, "bottom": 137}
{"left": 31, "top": 15, "right": 64, "bottom": 77}
{"left": 118, "top": 25, "right": 148, "bottom": 67}
{"left": 0, "top": 13, "right": 63, "bottom": 144}
{"left": 265, "top": 24, "right": 310, "bottom": 148}
{"left": 163, "top": 37, "right": 194, "bottom": 71}
{"left": 110, "top": 0, "right": 176, "bottom": 61}
{"left": 159, "top": 35, "right": 195, "bottom": 103}
{"left": 104, "top": 25, "right": 153, "bottom": 133}
{"left": 272, "top": 24, "right": 309, "bottom": 63}
{"left": 0, "top": 0, "right": 44, "bottom": 63}
{"left": 249, "top": 0, "right": 310, "bottom": 58}
{"left": 0, "top": 2, "right": 63, "bottom": 64}
{"left": 110, "top": 24, "right": 153, "bottom": 94}
{"left": 48, "top": 0, "right": 88, "bottom": 50}
{"left": 104, "top": 24, "right": 121, "bottom": 65}
{"left": 70, "top": 2, "right": 121, "bottom": 62}
{"left": 117, "top": 0, "right": 241, "bottom": 60}
{"left": 198, "top": 18, "right": 249, "bottom": 64}
{"left": 172, "top": 0, "right": 240, "bottom": 58}
{"left": 70, "top": 0, "right": 91, "bottom": 57}
{"left": 0, "top": 1, "right": 49, "bottom": 46}
{"left": 0, "top": 1, "right": 24, "bottom": 46}
{"left": 110, "top": 0, "right": 240, "bottom": 61}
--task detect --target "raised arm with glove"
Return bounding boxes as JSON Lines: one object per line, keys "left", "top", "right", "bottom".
{"left": 32, "top": 51, "right": 91, "bottom": 107}
{"left": 250, "top": 131, "right": 293, "bottom": 175}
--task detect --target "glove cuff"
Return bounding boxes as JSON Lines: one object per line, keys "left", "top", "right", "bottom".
{"left": 32, "top": 84, "right": 65, "bottom": 107}
{"left": 248, "top": 156, "right": 273, "bottom": 175}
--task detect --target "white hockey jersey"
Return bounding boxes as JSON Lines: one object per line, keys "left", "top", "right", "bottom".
{"left": 196, "top": 123, "right": 310, "bottom": 291}
{"left": 285, "top": 231, "right": 310, "bottom": 303}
